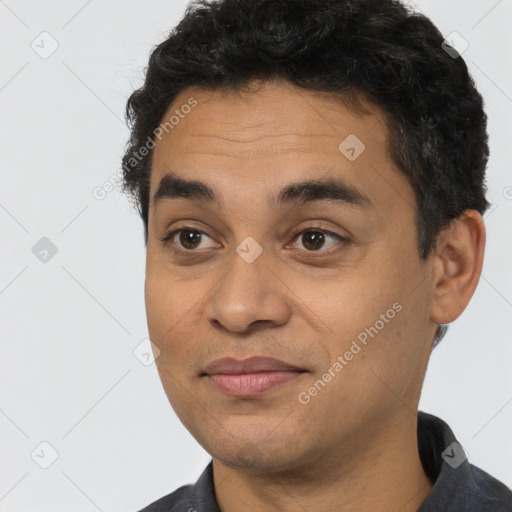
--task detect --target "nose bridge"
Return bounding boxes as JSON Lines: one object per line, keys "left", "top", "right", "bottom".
{"left": 203, "top": 241, "right": 290, "bottom": 333}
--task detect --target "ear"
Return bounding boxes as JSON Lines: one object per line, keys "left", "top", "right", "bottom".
{"left": 430, "top": 209, "right": 486, "bottom": 325}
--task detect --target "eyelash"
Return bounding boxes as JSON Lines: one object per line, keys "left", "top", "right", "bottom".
{"left": 159, "top": 224, "right": 347, "bottom": 256}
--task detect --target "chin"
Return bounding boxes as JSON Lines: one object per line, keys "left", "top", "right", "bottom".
{"left": 204, "top": 429, "right": 305, "bottom": 472}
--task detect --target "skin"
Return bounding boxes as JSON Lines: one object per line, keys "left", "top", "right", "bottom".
{"left": 145, "top": 79, "right": 486, "bottom": 512}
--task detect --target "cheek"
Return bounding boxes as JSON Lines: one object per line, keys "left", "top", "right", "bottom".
{"left": 307, "top": 272, "right": 393, "bottom": 340}
{"left": 306, "top": 261, "right": 416, "bottom": 384}
{"left": 145, "top": 270, "right": 192, "bottom": 353}
{"left": 144, "top": 269, "right": 211, "bottom": 373}
{"left": 145, "top": 271, "right": 174, "bottom": 338}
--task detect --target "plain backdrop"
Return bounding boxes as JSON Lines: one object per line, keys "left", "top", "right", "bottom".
{"left": 1, "top": 1, "right": 511, "bottom": 510}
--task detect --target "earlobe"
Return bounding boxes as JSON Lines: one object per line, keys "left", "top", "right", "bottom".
{"left": 430, "top": 210, "right": 486, "bottom": 325}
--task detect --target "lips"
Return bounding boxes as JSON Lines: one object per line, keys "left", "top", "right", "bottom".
{"left": 202, "top": 356, "right": 305, "bottom": 375}
{"left": 202, "top": 356, "right": 307, "bottom": 396}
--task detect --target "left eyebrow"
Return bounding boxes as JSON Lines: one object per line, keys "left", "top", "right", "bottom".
{"left": 151, "top": 170, "right": 373, "bottom": 210}
{"left": 270, "top": 176, "right": 373, "bottom": 210}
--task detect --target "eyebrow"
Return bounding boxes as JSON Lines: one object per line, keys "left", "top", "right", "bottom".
{"left": 152, "top": 171, "right": 373, "bottom": 210}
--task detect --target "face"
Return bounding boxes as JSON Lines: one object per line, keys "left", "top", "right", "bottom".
{"left": 145, "top": 80, "right": 438, "bottom": 473}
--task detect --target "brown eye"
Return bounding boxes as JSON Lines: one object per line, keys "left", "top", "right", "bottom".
{"left": 161, "top": 228, "right": 218, "bottom": 251}
{"left": 290, "top": 228, "right": 344, "bottom": 252}
{"left": 301, "top": 231, "right": 326, "bottom": 251}
{"left": 179, "top": 229, "right": 203, "bottom": 249}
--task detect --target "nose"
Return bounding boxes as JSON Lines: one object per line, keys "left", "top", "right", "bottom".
{"left": 203, "top": 246, "right": 291, "bottom": 334}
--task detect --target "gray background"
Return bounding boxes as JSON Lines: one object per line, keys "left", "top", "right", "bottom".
{"left": 1, "top": 1, "right": 511, "bottom": 510}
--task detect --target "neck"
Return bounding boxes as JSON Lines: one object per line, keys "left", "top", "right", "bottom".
{"left": 212, "top": 409, "right": 433, "bottom": 512}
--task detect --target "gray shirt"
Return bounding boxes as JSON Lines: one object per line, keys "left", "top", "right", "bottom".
{"left": 138, "top": 411, "right": 512, "bottom": 511}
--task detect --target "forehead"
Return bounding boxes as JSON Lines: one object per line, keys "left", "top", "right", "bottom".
{"left": 155, "top": 80, "right": 385, "bottom": 151}
{"left": 149, "top": 80, "right": 414, "bottom": 219}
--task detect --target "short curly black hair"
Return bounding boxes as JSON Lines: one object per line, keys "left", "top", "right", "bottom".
{"left": 121, "top": 0, "right": 490, "bottom": 346}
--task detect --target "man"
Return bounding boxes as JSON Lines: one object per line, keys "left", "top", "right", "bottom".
{"left": 121, "top": 0, "right": 512, "bottom": 510}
